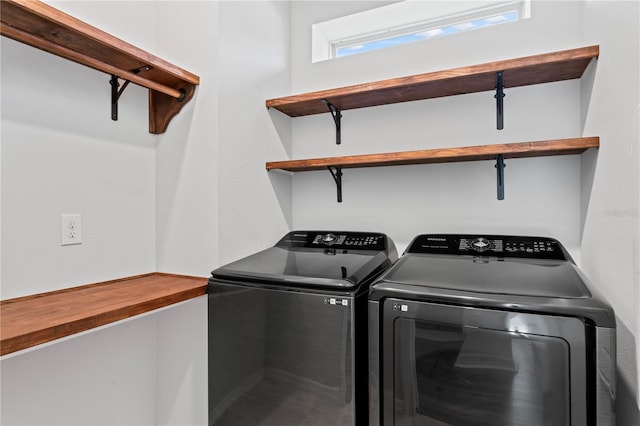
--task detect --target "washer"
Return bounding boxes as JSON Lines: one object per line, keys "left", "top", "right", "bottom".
{"left": 208, "top": 230, "right": 397, "bottom": 426}
{"left": 369, "top": 234, "right": 616, "bottom": 426}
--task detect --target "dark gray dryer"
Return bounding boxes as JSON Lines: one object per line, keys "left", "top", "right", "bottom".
{"left": 208, "top": 230, "right": 397, "bottom": 426}
{"left": 369, "top": 234, "right": 616, "bottom": 426}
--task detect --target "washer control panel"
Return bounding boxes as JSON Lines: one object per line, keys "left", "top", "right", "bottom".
{"left": 409, "top": 234, "right": 567, "bottom": 260}
{"left": 278, "top": 231, "right": 387, "bottom": 250}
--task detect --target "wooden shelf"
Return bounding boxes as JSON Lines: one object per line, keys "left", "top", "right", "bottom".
{"left": 266, "top": 45, "right": 599, "bottom": 117}
{"left": 266, "top": 137, "right": 599, "bottom": 172}
{"left": 1, "top": 0, "right": 200, "bottom": 134}
{"left": 0, "top": 273, "right": 208, "bottom": 356}
{"left": 266, "top": 46, "right": 600, "bottom": 201}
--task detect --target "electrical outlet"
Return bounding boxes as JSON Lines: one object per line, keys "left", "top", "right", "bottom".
{"left": 61, "top": 214, "right": 82, "bottom": 246}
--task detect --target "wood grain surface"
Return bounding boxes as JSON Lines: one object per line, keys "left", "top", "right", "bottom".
{"left": 266, "top": 46, "right": 599, "bottom": 117}
{"left": 1, "top": 0, "right": 200, "bottom": 133}
{"left": 266, "top": 137, "right": 599, "bottom": 172}
{"left": 0, "top": 273, "right": 208, "bottom": 356}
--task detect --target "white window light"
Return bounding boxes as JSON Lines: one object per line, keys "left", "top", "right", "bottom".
{"left": 312, "top": 0, "right": 531, "bottom": 63}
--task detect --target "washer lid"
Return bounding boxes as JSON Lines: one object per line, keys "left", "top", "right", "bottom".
{"left": 369, "top": 234, "right": 616, "bottom": 327}
{"left": 382, "top": 234, "right": 588, "bottom": 298}
{"left": 381, "top": 254, "right": 590, "bottom": 298}
{"left": 211, "top": 231, "right": 397, "bottom": 289}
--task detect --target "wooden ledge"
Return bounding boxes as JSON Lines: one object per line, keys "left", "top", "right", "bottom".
{"left": 266, "top": 137, "right": 600, "bottom": 172}
{"left": 266, "top": 45, "right": 599, "bottom": 117}
{"left": 1, "top": 0, "right": 200, "bottom": 134}
{"left": 0, "top": 273, "right": 208, "bottom": 356}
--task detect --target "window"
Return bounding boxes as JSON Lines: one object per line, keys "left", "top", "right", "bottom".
{"left": 312, "top": 1, "right": 531, "bottom": 62}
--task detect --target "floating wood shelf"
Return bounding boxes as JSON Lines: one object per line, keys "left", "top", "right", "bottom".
{"left": 266, "top": 137, "right": 600, "bottom": 172}
{"left": 266, "top": 45, "right": 599, "bottom": 117}
{"left": 0, "top": 273, "right": 208, "bottom": 356}
{"left": 0, "top": 0, "right": 200, "bottom": 134}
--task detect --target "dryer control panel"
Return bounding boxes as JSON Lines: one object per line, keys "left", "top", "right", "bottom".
{"left": 408, "top": 234, "right": 568, "bottom": 260}
{"left": 278, "top": 231, "right": 388, "bottom": 250}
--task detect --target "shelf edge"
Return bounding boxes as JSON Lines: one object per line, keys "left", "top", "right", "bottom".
{"left": 2, "top": 0, "right": 200, "bottom": 85}
{"left": 0, "top": 273, "right": 208, "bottom": 356}
{"left": 266, "top": 45, "right": 599, "bottom": 117}
{"left": 266, "top": 137, "right": 600, "bottom": 172}
{"left": 1, "top": 0, "right": 201, "bottom": 134}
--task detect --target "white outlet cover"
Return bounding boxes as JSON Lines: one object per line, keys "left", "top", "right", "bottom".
{"left": 61, "top": 214, "right": 82, "bottom": 246}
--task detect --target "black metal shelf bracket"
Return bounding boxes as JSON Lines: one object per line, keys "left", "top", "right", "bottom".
{"left": 495, "top": 154, "right": 506, "bottom": 200}
{"left": 110, "top": 66, "right": 153, "bottom": 121}
{"left": 322, "top": 99, "right": 342, "bottom": 145}
{"left": 327, "top": 166, "right": 343, "bottom": 202}
{"left": 495, "top": 71, "right": 505, "bottom": 130}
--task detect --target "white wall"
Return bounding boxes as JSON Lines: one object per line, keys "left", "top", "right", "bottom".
{"left": 155, "top": 2, "right": 220, "bottom": 278}
{"left": 1, "top": 312, "right": 159, "bottom": 425}
{"left": 579, "top": 1, "right": 640, "bottom": 420}
{"left": 217, "top": 1, "right": 292, "bottom": 266}
{"left": 288, "top": 0, "right": 639, "bottom": 423}
{"left": 2, "top": 0, "right": 292, "bottom": 424}
{"left": 289, "top": 0, "right": 585, "bottom": 252}
{"left": 152, "top": 2, "right": 220, "bottom": 425}
{"left": 155, "top": 296, "right": 208, "bottom": 426}
{"left": 3, "top": 2, "right": 206, "bottom": 426}
{"left": 1, "top": 1, "right": 157, "bottom": 300}
{"left": 0, "top": 296, "right": 207, "bottom": 426}
{"left": 1, "top": 2, "right": 161, "bottom": 423}
{"left": 0, "top": 2, "right": 157, "bottom": 425}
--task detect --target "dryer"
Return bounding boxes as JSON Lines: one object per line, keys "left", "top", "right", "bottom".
{"left": 369, "top": 234, "right": 615, "bottom": 426}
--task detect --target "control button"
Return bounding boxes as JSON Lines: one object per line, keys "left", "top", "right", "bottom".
{"left": 471, "top": 237, "right": 490, "bottom": 252}
{"left": 322, "top": 233, "right": 337, "bottom": 245}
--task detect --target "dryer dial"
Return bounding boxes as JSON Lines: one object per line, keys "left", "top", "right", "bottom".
{"left": 471, "top": 237, "right": 491, "bottom": 252}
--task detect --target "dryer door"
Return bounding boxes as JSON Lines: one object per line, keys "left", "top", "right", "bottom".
{"left": 381, "top": 299, "right": 587, "bottom": 426}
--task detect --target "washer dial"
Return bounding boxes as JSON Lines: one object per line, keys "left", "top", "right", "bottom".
{"left": 322, "top": 233, "right": 337, "bottom": 245}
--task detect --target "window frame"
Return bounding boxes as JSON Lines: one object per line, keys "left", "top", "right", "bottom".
{"left": 312, "top": 0, "right": 530, "bottom": 62}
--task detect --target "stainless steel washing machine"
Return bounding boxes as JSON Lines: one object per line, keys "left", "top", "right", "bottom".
{"left": 209, "top": 230, "right": 397, "bottom": 426}
{"left": 369, "top": 234, "right": 616, "bottom": 426}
